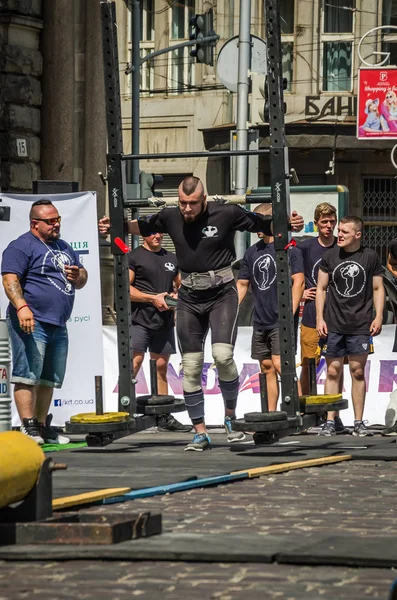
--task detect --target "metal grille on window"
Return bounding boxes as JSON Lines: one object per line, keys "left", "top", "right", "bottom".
{"left": 362, "top": 177, "right": 397, "bottom": 266}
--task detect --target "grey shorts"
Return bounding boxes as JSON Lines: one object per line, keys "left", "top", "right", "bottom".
{"left": 251, "top": 328, "right": 280, "bottom": 360}
{"left": 132, "top": 324, "right": 176, "bottom": 355}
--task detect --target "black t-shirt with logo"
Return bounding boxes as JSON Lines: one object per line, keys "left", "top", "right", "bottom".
{"left": 137, "top": 204, "right": 272, "bottom": 274}
{"left": 319, "top": 245, "right": 383, "bottom": 335}
{"left": 128, "top": 246, "right": 177, "bottom": 330}
{"left": 299, "top": 236, "right": 337, "bottom": 329}
{"left": 239, "top": 240, "right": 304, "bottom": 330}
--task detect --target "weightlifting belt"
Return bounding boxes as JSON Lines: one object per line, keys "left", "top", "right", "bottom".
{"left": 181, "top": 266, "right": 234, "bottom": 291}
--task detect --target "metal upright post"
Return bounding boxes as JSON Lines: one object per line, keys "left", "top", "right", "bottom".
{"left": 100, "top": 1, "right": 136, "bottom": 415}
{"left": 264, "top": 0, "right": 300, "bottom": 420}
{"left": 234, "top": 0, "right": 251, "bottom": 259}
{"left": 127, "top": 0, "right": 141, "bottom": 216}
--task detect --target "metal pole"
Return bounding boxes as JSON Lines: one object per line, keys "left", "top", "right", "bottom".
{"left": 259, "top": 373, "right": 269, "bottom": 413}
{"left": 149, "top": 359, "right": 159, "bottom": 396}
{"left": 127, "top": 0, "right": 140, "bottom": 244}
{"left": 308, "top": 358, "right": 317, "bottom": 396}
{"left": 234, "top": 0, "right": 251, "bottom": 259}
{"left": 95, "top": 375, "right": 104, "bottom": 416}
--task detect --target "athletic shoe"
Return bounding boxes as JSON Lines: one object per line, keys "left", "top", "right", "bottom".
{"left": 224, "top": 416, "right": 245, "bottom": 443}
{"left": 40, "top": 413, "right": 70, "bottom": 444}
{"left": 352, "top": 421, "right": 374, "bottom": 437}
{"left": 318, "top": 420, "right": 336, "bottom": 436}
{"left": 184, "top": 433, "right": 211, "bottom": 452}
{"left": 157, "top": 414, "right": 192, "bottom": 433}
{"left": 334, "top": 415, "right": 349, "bottom": 434}
{"left": 20, "top": 417, "right": 44, "bottom": 445}
{"left": 382, "top": 422, "right": 397, "bottom": 436}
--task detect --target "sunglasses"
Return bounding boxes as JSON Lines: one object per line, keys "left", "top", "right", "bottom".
{"left": 33, "top": 216, "right": 61, "bottom": 225}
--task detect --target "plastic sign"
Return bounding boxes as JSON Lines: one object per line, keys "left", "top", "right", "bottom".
{"left": 357, "top": 67, "right": 397, "bottom": 140}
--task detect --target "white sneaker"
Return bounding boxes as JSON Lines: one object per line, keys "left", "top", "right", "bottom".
{"left": 20, "top": 417, "right": 44, "bottom": 445}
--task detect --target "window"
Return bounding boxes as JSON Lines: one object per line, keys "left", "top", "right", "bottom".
{"left": 127, "top": 0, "right": 155, "bottom": 96}
{"left": 321, "top": 0, "right": 355, "bottom": 92}
{"left": 382, "top": 0, "right": 397, "bottom": 67}
{"left": 168, "top": 0, "right": 195, "bottom": 93}
{"left": 280, "top": 0, "right": 294, "bottom": 91}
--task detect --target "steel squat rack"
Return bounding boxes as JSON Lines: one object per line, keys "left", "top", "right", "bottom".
{"left": 66, "top": 0, "right": 348, "bottom": 446}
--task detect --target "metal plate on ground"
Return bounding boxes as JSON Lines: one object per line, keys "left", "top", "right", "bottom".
{"left": 0, "top": 511, "right": 162, "bottom": 546}
{"left": 302, "top": 399, "right": 348, "bottom": 414}
{"left": 233, "top": 416, "right": 301, "bottom": 432}
{"left": 137, "top": 395, "right": 175, "bottom": 406}
{"left": 136, "top": 398, "right": 186, "bottom": 415}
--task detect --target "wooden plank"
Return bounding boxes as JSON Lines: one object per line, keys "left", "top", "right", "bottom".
{"left": 53, "top": 487, "right": 131, "bottom": 510}
{"left": 231, "top": 455, "right": 352, "bottom": 478}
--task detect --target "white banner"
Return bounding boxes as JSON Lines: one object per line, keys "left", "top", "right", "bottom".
{"left": 0, "top": 192, "right": 104, "bottom": 426}
{"left": 103, "top": 325, "right": 397, "bottom": 427}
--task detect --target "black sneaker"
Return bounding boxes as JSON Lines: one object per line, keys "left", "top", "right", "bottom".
{"left": 334, "top": 415, "right": 349, "bottom": 434}
{"left": 20, "top": 417, "right": 44, "bottom": 445}
{"left": 318, "top": 420, "right": 336, "bottom": 436}
{"left": 40, "top": 413, "right": 70, "bottom": 444}
{"left": 382, "top": 422, "right": 397, "bottom": 436}
{"left": 352, "top": 421, "right": 375, "bottom": 437}
{"left": 157, "top": 414, "right": 192, "bottom": 433}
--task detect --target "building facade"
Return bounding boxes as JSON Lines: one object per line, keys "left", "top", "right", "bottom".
{"left": 1, "top": 0, "right": 396, "bottom": 271}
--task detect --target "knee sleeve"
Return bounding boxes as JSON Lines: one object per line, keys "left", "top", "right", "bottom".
{"left": 212, "top": 343, "right": 238, "bottom": 382}
{"left": 182, "top": 351, "right": 204, "bottom": 393}
{"left": 184, "top": 390, "right": 205, "bottom": 424}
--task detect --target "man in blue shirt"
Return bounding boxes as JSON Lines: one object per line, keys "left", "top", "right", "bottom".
{"left": 237, "top": 204, "right": 305, "bottom": 410}
{"left": 1, "top": 199, "right": 87, "bottom": 444}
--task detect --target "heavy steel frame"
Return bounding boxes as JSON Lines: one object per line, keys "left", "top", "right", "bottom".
{"left": 100, "top": 0, "right": 300, "bottom": 423}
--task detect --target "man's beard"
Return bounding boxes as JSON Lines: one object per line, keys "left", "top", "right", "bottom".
{"left": 48, "top": 230, "right": 61, "bottom": 240}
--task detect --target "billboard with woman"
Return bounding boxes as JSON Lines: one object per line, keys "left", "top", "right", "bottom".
{"left": 357, "top": 67, "right": 397, "bottom": 139}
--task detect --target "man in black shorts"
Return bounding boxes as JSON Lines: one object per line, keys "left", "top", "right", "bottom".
{"left": 316, "top": 216, "right": 385, "bottom": 436}
{"left": 100, "top": 176, "right": 304, "bottom": 451}
{"left": 237, "top": 203, "right": 304, "bottom": 410}
{"left": 129, "top": 231, "right": 191, "bottom": 432}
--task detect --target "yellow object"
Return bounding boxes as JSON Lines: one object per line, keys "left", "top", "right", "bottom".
{"left": 0, "top": 431, "right": 45, "bottom": 509}
{"left": 232, "top": 454, "right": 352, "bottom": 478}
{"left": 53, "top": 487, "right": 132, "bottom": 510}
{"left": 304, "top": 393, "right": 343, "bottom": 405}
{"left": 70, "top": 412, "right": 130, "bottom": 424}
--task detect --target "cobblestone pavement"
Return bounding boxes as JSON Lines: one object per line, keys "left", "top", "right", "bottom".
{"left": 2, "top": 460, "right": 397, "bottom": 599}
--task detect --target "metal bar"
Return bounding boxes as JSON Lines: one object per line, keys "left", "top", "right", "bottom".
{"left": 122, "top": 149, "right": 270, "bottom": 160}
{"left": 124, "top": 193, "right": 272, "bottom": 208}
{"left": 234, "top": 0, "right": 251, "bottom": 259}
{"left": 95, "top": 376, "right": 104, "bottom": 416}
{"left": 139, "top": 34, "right": 219, "bottom": 66}
{"left": 149, "top": 359, "right": 158, "bottom": 396}
{"left": 308, "top": 358, "right": 317, "bottom": 396}
{"left": 126, "top": 0, "right": 140, "bottom": 213}
{"left": 265, "top": 0, "right": 300, "bottom": 421}
{"left": 259, "top": 373, "right": 269, "bottom": 413}
{"left": 100, "top": 1, "right": 136, "bottom": 415}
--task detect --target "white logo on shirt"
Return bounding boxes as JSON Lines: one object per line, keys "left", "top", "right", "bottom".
{"left": 311, "top": 258, "right": 322, "bottom": 285}
{"left": 41, "top": 249, "right": 75, "bottom": 296}
{"left": 362, "top": 343, "right": 368, "bottom": 350}
{"left": 202, "top": 226, "right": 218, "bottom": 238}
{"left": 333, "top": 261, "right": 366, "bottom": 298}
{"left": 164, "top": 262, "right": 176, "bottom": 272}
{"left": 253, "top": 254, "right": 277, "bottom": 291}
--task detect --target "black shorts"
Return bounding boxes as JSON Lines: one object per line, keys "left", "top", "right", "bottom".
{"left": 323, "top": 332, "right": 371, "bottom": 358}
{"left": 177, "top": 284, "right": 239, "bottom": 353}
{"left": 132, "top": 324, "right": 176, "bottom": 355}
{"left": 251, "top": 328, "right": 280, "bottom": 360}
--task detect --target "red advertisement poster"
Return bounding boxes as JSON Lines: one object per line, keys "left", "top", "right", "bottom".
{"left": 357, "top": 67, "right": 397, "bottom": 140}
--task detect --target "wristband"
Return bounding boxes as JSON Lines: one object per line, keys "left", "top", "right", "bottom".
{"left": 16, "top": 304, "right": 28, "bottom": 313}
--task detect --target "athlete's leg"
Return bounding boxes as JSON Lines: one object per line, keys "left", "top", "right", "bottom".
{"left": 324, "top": 356, "right": 344, "bottom": 421}
{"left": 348, "top": 354, "right": 368, "bottom": 421}
{"left": 177, "top": 297, "right": 208, "bottom": 434}
{"left": 260, "top": 358, "right": 279, "bottom": 411}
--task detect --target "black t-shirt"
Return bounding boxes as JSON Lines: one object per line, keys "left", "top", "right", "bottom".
{"left": 390, "top": 238, "right": 397, "bottom": 261}
{"left": 319, "top": 245, "right": 383, "bottom": 335}
{"left": 137, "top": 204, "right": 272, "bottom": 274}
{"left": 299, "top": 236, "right": 337, "bottom": 329}
{"left": 128, "top": 246, "right": 177, "bottom": 330}
{"left": 239, "top": 240, "right": 304, "bottom": 330}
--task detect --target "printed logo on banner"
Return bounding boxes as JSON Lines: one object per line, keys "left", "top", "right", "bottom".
{"left": 54, "top": 398, "right": 94, "bottom": 407}
{"left": 69, "top": 240, "right": 90, "bottom": 265}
